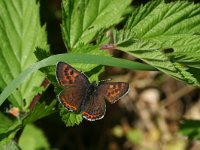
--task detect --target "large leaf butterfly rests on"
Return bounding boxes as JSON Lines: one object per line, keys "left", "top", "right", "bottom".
{"left": 56, "top": 62, "right": 129, "bottom": 121}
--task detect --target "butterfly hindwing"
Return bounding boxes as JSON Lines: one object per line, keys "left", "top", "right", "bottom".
{"left": 56, "top": 62, "right": 89, "bottom": 87}
{"left": 81, "top": 93, "right": 106, "bottom": 121}
{"left": 97, "top": 82, "right": 129, "bottom": 104}
{"left": 59, "top": 87, "right": 86, "bottom": 112}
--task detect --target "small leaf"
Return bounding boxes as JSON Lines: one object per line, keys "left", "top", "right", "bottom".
{"left": 179, "top": 119, "right": 200, "bottom": 140}
{"left": 18, "top": 124, "right": 50, "bottom": 150}
{"left": 22, "top": 100, "right": 57, "bottom": 125}
{"left": 0, "top": 140, "right": 21, "bottom": 150}
{"left": 126, "top": 129, "right": 143, "bottom": 145}
{"left": 34, "top": 47, "right": 51, "bottom": 61}
{"left": 32, "top": 86, "right": 45, "bottom": 95}
{"left": 0, "top": 112, "right": 22, "bottom": 142}
{"left": 0, "top": 100, "right": 56, "bottom": 142}
{"left": 0, "top": 112, "right": 14, "bottom": 134}
{"left": 34, "top": 48, "right": 57, "bottom": 85}
{"left": 187, "top": 67, "right": 200, "bottom": 84}
{"left": 60, "top": 106, "right": 83, "bottom": 127}
{"left": 173, "top": 63, "right": 199, "bottom": 86}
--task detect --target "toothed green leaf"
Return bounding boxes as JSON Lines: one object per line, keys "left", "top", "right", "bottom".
{"left": 22, "top": 100, "right": 57, "bottom": 125}
{"left": 116, "top": 0, "right": 200, "bottom": 87}
{"left": 62, "top": 0, "right": 132, "bottom": 49}
{"left": 0, "top": 0, "right": 49, "bottom": 110}
{"left": 60, "top": 107, "right": 83, "bottom": 127}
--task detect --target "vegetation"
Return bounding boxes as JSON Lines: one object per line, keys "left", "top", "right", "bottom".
{"left": 0, "top": 0, "right": 199, "bottom": 149}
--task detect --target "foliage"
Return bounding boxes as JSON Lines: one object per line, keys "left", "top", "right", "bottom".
{"left": 61, "top": 0, "right": 132, "bottom": 49}
{"left": 18, "top": 124, "right": 50, "bottom": 150}
{"left": 0, "top": 0, "right": 199, "bottom": 148}
{"left": 115, "top": 0, "right": 200, "bottom": 86}
{"left": 0, "top": 0, "right": 49, "bottom": 110}
{"left": 179, "top": 119, "right": 200, "bottom": 140}
{"left": 0, "top": 140, "right": 21, "bottom": 150}
{"left": 60, "top": 107, "right": 83, "bottom": 127}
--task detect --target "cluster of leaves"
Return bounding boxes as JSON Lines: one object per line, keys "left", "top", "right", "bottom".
{"left": 0, "top": 0, "right": 200, "bottom": 148}
{"left": 116, "top": 0, "right": 200, "bottom": 86}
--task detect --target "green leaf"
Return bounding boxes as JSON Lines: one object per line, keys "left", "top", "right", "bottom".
{"left": 0, "top": 112, "right": 24, "bottom": 142}
{"left": 187, "top": 67, "right": 200, "bottom": 84}
{"left": 0, "top": 112, "right": 14, "bottom": 134}
{"left": 34, "top": 47, "right": 57, "bottom": 85}
{"left": 112, "top": 29, "right": 136, "bottom": 46}
{"left": 179, "top": 119, "right": 200, "bottom": 140}
{"left": 126, "top": 129, "right": 143, "bottom": 145}
{"left": 34, "top": 47, "right": 51, "bottom": 61}
{"left": 62, "top": 0, "right": 132, "bottom": 49}
{"left": 0, "top": 0, "right": 49, "bottom": 110}
{"left": 117, "top": 0, "right": 200, "bottom": 87}
{"left": 18, "top": 124, "right": 50, "bottom": 150}
{"left": 60, "top": 106, "right": 83, "bottom": 127}
{"left": 22, "top": 100, "right": 57, "bottom": 125}
{"left": 0, "top": 53, "right": 155, "bottom": 107}
{"left": 0, "top": 140, "right": 21, "bottom": 150}
{"left": 0, "top": 112, "right": 22, "bottom": 142}
{"left": 69, "top": 44, "right": 108, "bottom": 82}
{"left": 0, "top": 100, "right": 56, "bottom": 142}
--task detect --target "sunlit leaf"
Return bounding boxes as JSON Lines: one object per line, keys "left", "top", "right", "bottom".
{"left": 60, "top": 106, "right": 83, "bottom": 127}
{"left": 18, "top": 124, "right": 50, "bottom": 150}
{"left": 116, "top": 0, "right": 200, "bottom": 87}
{"left": 0, "top": 140, "right": 21, "bottom": 150}
{"left": 0, "top": 0, "right": 49, "bottom": 110}
{"left": 22, "top": 100, "right": 57, "bottom": 125}
{"left": 0, "top": 112, "right": 21, "bottom": 142}
{"left": 62, "top": 0, "right": 132, "bottom": 49}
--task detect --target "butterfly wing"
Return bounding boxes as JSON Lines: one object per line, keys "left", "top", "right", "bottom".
{"left": 56, "top": 62, "right": 90, "bottom": 112}
{"left": 56, "top": 62, "right": 90, "bottom": 87}
{"left": 59, "top": 87, "right": 85, "bottom": 112}
{"left": 97, "top": 82, "right": 129, "bottom": 104}
{"left": 81, "top": 94, "right": 106, "bottom": 121}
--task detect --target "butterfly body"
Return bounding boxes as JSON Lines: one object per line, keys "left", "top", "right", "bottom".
{"left": 80, "top": 82, "right": 97, "bottom": 110}
{"left": 56, "top": 62, "right": 129, "bottom": 121}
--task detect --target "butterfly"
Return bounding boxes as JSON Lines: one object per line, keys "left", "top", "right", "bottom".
{"left": 56, "top": 62, "right": 129, "bottom": 121}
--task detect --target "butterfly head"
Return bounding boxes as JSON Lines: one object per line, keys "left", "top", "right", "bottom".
{"left": 87, "top": 81, "right": 97, "bottom": 96}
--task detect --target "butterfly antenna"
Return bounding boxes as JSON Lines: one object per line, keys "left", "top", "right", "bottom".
{"left": 99, "top": 78, "right": 112, "bottom": 83}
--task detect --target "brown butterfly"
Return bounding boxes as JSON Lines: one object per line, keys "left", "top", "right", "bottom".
{"left": 56, "top": 62, "right": 129, "bottom": 121}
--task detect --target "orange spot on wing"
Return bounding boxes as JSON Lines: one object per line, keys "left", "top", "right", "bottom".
{"left": 67, "top": 70, "right": 71, "bottom": 75}
{"left": 61, "top": 96, "right": 77, "bottom": 111}
{"left": 82, "top": 112, "right": 97, "bottom": 119}
{"left": 109, "top": 85, "right": 114, "bottom": 88}
{"left": 121, "top": 83, "right": 125, "bottom": 88}
{"left": 73, "top": 72, "right": 78, "bottom": 77}
{"left": 115, "top": 84, "right": 119, "bottom": 89}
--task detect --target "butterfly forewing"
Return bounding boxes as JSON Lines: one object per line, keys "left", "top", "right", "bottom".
{"left": 56, "top": 62, "right": 89, "bottom": 87}
{"left": 97, "top": 82, "right": 129, "bottom": 104}
{"left": 81, "top": 94, "right": 106, "bottom": 121}
{"left": 59, "top": 87, "right": 86, "bottom": 112}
